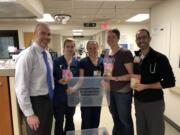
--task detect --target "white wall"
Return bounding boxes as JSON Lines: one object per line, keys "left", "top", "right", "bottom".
{"left": 151, "top": 0, "right": 180, "bottom": 126}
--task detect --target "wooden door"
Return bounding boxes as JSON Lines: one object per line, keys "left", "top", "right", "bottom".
{"left": 23, "top": 32, "right": 34, "bottom": 48}
{"left": 0, "top": 76, "right": 13, "bottom": 135}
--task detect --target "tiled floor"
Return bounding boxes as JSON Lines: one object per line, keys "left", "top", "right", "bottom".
{"left": 51, "top": 105, "right": 180, "bottom": 135}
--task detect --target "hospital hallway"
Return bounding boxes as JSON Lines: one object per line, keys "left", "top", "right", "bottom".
{"left": 49, "top": 104, "right": 180, "bottom": 135}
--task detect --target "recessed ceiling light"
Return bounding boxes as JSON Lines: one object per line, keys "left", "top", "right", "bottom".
{"left": 36, "top": 14, "right": 55, "bottom": 22}
{"left": 126, "top": 14, "right": 149, "bottom": 22}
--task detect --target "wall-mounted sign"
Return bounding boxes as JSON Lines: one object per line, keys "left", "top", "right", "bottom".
{"left": 83, "top": 23, "right": 96, "bottom": 27}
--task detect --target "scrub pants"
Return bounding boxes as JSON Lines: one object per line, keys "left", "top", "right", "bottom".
{"left": 53, "top": 100, "right": 75, "bottom": 135}
{"left": 81, "top": 106, "right": 101, "bottom": 129}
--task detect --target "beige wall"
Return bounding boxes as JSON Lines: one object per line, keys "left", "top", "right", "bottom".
{"left": 49, "top": 34, "right": 62, "bottom": 55}
{"left": 0, "top": 23, "right": 63, "bottom": 54}
{"left": 116, "top": 24, "right": 149, "bottom": 51}
{"left": 151, "top": 0, "right": 180, "bottom": 126}
{"left": 93, "top": 31, "right": 105, "bottom": 55}
{"left": 93, "top": 23, "right": 149, "bottom": 52}
{"left": 0, "top": 23, "right": 33, "bottom": 49}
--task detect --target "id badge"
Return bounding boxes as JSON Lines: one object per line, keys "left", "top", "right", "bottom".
{"left": 93, "top": 70, "right": 101, "bottom": 77}
{"left": 134, "top": 56, "right": 140, "bottom": 63}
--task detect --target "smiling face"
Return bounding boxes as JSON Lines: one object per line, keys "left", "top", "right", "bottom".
{"left": 63, "top": 40, "right": 75, "bottom": 56}
{"left": 87, "top": 41, "right": 98, "bottom": 58}
{"left": 107, "top": 30, "right": 119, "bottom": 48}
{"left": 136, "top": 30, "right": 151, "bottom": 51}
{"left": 34, "top": 23, "right": 51, "bottom": 49}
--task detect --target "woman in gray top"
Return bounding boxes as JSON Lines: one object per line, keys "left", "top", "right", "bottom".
{"left": 105, "top": 29, "right": 134, "bottom": 135}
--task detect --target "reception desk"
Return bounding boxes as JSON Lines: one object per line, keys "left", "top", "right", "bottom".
{"left": 0, "top": 68, "right": 22, "bottom": 135}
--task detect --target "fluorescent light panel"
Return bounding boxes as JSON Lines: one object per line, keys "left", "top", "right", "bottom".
{"left": 0, "top": 0, "right": 16, "bottom": 2}
{"left": 75, "top": 0, "right": 135, "bottom": 1}
{"left": 36, "top": 14, "right": 55, "bottom": 22}
{"left": 126, "top": 14, "right": 149, "bottom": 22}
{"left": 73, "top": 33, "right": 82, "bottom": 36}
{"left": 72, "top": 30, "right": 84, "bottom": 32}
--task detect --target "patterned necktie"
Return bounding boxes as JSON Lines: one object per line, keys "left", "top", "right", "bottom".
{"left": 42, "top": 51, "right": 54, "bottom": 99}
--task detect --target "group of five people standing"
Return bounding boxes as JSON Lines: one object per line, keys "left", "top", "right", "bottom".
{"left": 15, "top": 23, "right": 175, "bottom": 135}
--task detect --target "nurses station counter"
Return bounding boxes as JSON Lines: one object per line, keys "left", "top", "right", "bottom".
{"left": 0, "top": 61, "right": 23, "bottom": 135}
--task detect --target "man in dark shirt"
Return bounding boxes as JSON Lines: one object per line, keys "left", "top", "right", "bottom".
{"left": 133, "top": 29, "right": 175, "bottom": 135}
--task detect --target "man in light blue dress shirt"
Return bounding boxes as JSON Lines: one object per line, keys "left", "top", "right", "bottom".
{"left": 15, "top": 23, "right": 54, "bottom": 135}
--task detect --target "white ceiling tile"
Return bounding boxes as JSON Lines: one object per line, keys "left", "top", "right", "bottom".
{"left": 95, "top": 14, "right": 115, "bottom": 19}
{"left": 116, "top": 9, "right": 149, "bottom": 14}
{"left": 0, "top": 0, "right": 164, "bottom": 36}
{"left": 45, "top": 8, "right": 73, "bottom": 15}
{"left": 0, "top": 3, "right": 35, "bottom": 18}
{"left": 42, "top": 0, "right": 72, "bottom": 8}
{"left": 116, "top": 1, "right": 133, "bottom": 8}
{"left": 97, "top": 9, "right": 115, "bottom": 15}
{"left": 73, "top": 9, "right": 98, "bottom": 14}
{"left": 100, "top": 1, "right": 133, "bottom": 9}
{"left": 129, "top": 1, "right": 161, "bottom": 8}
{"left": 101, "top": 2, "right": 116, "bottom": 8}
{"left": 71, "top": 14, "right": 94, "bottom": 19}
{"left": 73, "top": 1, "right": 102, "bottom": 9}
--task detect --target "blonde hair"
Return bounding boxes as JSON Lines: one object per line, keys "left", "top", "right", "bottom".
{"left": 63, "top": 38, "right": 75, "bottom": 48}
{"left": 86, "top": 40, "right": 98, "bottom": 48}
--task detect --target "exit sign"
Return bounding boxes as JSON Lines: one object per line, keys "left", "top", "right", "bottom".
{"left": 101, "top": 22, "right": 109, "bottom": 30}
{"left": 83, "top": 23, "right": 96, "bottom": 27}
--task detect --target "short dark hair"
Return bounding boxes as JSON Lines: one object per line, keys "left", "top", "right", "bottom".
{"left": 108, "top": 29, "right": 120, "bottom": 39}
{"left": 136, "top": 29, "right": 150, "bottom": 38}
{"left": 63, "top": 38, "right": 75, "bottom": 48}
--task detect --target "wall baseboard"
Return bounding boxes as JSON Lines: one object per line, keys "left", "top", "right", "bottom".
{"left": 164, "top": 115, "right": 180, "bottom": 132}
